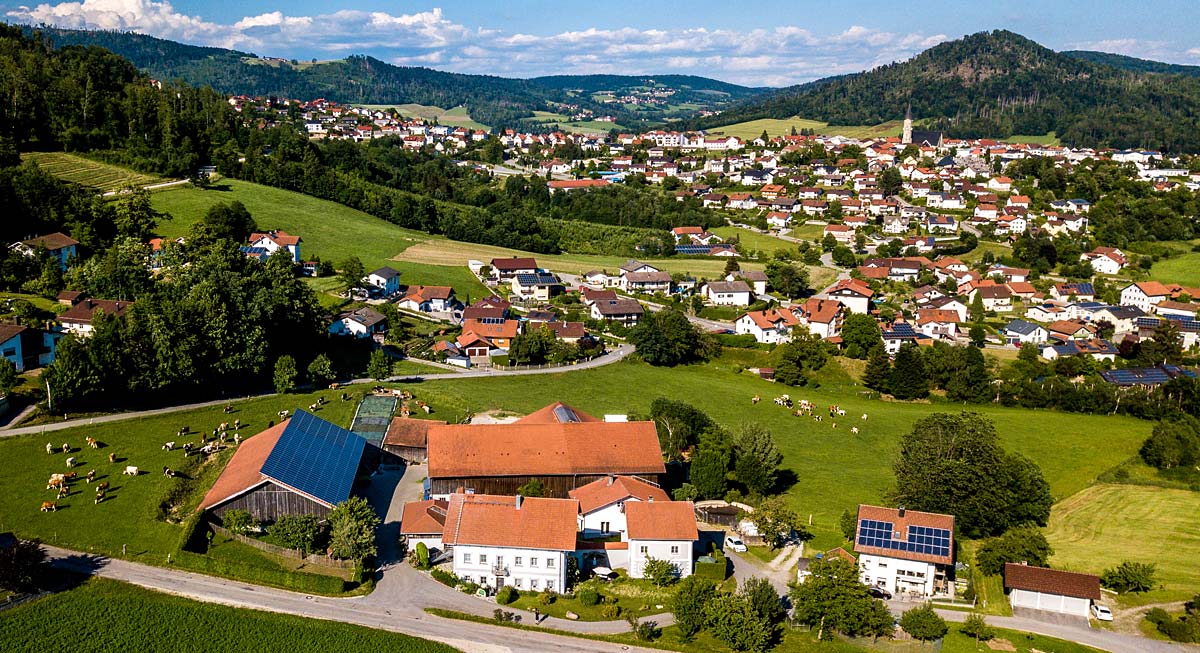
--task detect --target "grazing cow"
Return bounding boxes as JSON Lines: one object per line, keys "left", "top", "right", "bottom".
{"left": 308, "top": 403, "right": 318, "bottom": 411}
{"left": 108, "top": 452, "right": 117, "bottom": 464}
{"left": 831, "top": 422, "right": 838, "bottom": 429}
{"left": 851, "top": 427, "right": 860, "bottom": 435}
{"left": 162, "top": 466, "right": 175, "bottom": 478}
{"left": 752, "top": 394, "right": 760, "bottom": 404}
{"left": 46, "top": 474, "right": 66, "bottom": 490}
{"left": 278, "top": 410, "right": 289, "bottom": 419}
{"left": 162, "top": 441, "right": 175, "bottom": 451}
{"left": 65, "top": 457, "right": 76, "bottom": 468}
{"left": 61, "top": 443, "right": 70, "bottom": 453}
{"left": 836, "top": 409, "right": 846, "bottom": 417}
{"left": 40, "top": 501, "right": 57, "bottom": 512}
{"left": 218, "top": 422, "right": 228, "bottom": 433}
{"left": 233, "top": 419, "right": 241, "bottom": 429}
{"left": 86, "top": 469, "right": 96, "bottom": 483}
{"left": 57, "top": 486, "right": 69, "bottom": 499}
{"left": 63, "top": 472, "right": 77, "bottom": 482}
{"left": 96, "top": 481, "right": 110, "bottom": 492}
{"left": 341, "top": 392, "right": 349, "bottom": 401}
{"left": 95, "top": 490, "right": 106, "bottom": 504}
{"left": 86, "top": 436, "right": 99, "bottom": 449}
{"left": 123, "top": 466, "right": 138, "bottom": 476}
{"left": 223, "top": 404, "right": 233, "bottom": 414}
{"left": 46, "top": 442, "right": 53, "bottom": 455}
{"left": 861, "top": 413, "right": 868, "bottom": 421}
{"left": 233, "top": 433, "right": 241, "bottom": 446}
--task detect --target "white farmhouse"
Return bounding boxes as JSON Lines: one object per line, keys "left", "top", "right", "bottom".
{"left": 1120, "top": 281, "right": 1170, "bottom": 313}
{"left": 569, "top": 475, "right": 669, "bottom": 539}
{"left": 703, "top": 280, "right": 754, "bottom": 306}
{"left": 626, "top": 500, "right": 698, "bottom": 581}
{"left": 854, "top": 504, "right": 955, "bottom": 598}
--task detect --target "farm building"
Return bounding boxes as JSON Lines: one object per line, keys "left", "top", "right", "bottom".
{"left": 425, "top": 402, "right": 665, "bottom": 498}
{"left": 1004, "top": 563, "right": 1101, "bottom": 617}
{"left": 383, "top": 417, "right": 447, "bottom": 462}
{"left": 198, "top": 410, "right": 368, "bottom": 522}
{"left": 854, "top": 504, "right": 955, "bottom": 598}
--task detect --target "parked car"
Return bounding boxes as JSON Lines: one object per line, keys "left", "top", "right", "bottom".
{"left": 725, "top": 535, "right": 748, "bottom": 553}
{"left": 1091, "top": 604, "right": 1113, "bottom": 621}
{"left": 867, "top": 586, "right": 893, "bottom": 600}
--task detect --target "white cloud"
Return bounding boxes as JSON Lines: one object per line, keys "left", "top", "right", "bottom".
{"left": 5, "top": 1, "right": 958, "bottom": 85}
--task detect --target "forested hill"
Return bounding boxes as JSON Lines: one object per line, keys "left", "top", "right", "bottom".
{"left": 530, "top": 74, "right": 762, "bottom": 97}
{"left": 1062, "top": 50, "right": 1200, "bottom": 77}
{"left": 699, "top": 30, "right": 1200, "bottom": 152}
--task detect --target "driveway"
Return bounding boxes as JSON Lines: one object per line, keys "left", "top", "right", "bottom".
{"left": 1012, "top": 606, "right": 1090, "bottom": 628}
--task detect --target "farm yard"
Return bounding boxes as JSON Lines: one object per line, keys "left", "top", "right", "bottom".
{"left": 0, "top": 578, "right": 456, "bottom": 652}
{"left": 20, "top": 152, "right": 165, "bottom": 192}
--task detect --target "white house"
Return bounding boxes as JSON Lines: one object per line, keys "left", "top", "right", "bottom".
{"left": 822, "top": 278, "right": 874, "bottom": 314}
{"left": 57, "top": 299, "right": 133, "bottom": 336}
{"left": 1120, "top": 281, "right": 1170, "bottom": 313}
{"left": 1080, "top": 247, "right": 1127, "bottom": 275}
{"left": 399, "top": 498, "right": 448, "bottom": 554}
{"left": 794, "top": 298, "right": 844, "bottom": 339}
{"left": 727, "top": 271, "right": 768, "bottom": 296}
{"left": 854, "top": 504, "right": 955, "bottom": 598}
{"left": 247, "top": 230, "right": 302, "bottom": 263}
{"left": 569, "top": 475, "right": 669, "bottom": 539}
{"left": 626, "top": 500, "right": 698, "bottom": 581}
{"left": 703, "top": 280, "right": 753, "bottom": 306}
{"left": 1004, "top": 563, "right": 1100, "bottom": 618}
{"left": 365, "top": 266, "right": 401, "bottom": 296}
{"left": 1004, "top": 319, "right": 1049, "bottom": 345}
{"left": 397, "top": 285, "right": 459, "bottom": 313}
{"left": 329, "top": 306, "right": 386, "bottom": 338}
{"left": 735, "top": 309, "right": 798, "bottom": 344}
{"left": 511, "top": 272, "right": 562, "bottom": 301}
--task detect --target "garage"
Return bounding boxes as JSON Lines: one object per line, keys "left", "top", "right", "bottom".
{"left": 1004, "top": 563, "right": 1101, "bottom": 618}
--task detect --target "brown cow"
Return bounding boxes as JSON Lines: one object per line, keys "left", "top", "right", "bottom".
{"left": 86, "top": 436, "right": 99, "bottom": 449}
{"left": 108, "top": 452, "right": 117, "bottom": 463}
{"left": 96, "top": 481, "right": 110, "bottom": 492}
{"left": 86, "top": 469, "right": 96, "bottom": 483}
{"left": 94, "top": 491, "right": 106, "bottom": 504}
{"left": 40, "top": 501, "right": 57, "bottom": 512}
{"left": 63, "top": 472, "right": 77, "bottom": 482}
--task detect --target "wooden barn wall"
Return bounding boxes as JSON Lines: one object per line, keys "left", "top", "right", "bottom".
{"left": 431, "top": 473, "right": 662, "bottom": 498}
{"left": 211, "top": 482, "right": 330, "bottom": 522}
{"left": 383, "top": 444, "right": 427, "bottom": 462}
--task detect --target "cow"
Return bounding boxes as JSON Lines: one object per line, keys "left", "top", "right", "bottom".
{"left": 65, "top": 457, "right": 76, "bottom": 468}
{"left": 85, "top": 436, "right": 99, "bottom": 449}
{"left": 46, "top": 474, "right": 66, "bottom": 490}
{"left": 278, "top": 410, "right": 289, "bottom": 419}
{"left": 57, "top": 485, "right": 68, "bottom": 499}
{"left": 308, "top": 403, "right": 318, "bottom": 411}
{"left": 86, "top": 469, "right": 96, "bottom": 483}
{"left": 162, "top": 441, "right": 175, "bottom": 451}
{"left": 63, "top": 472, "right": 77, "bottom": 482}
{"left": 40, "top": 501, "right": 57, "bottom": 512}
{"left": 851, "top": 427, "right": 860, "bottom": 435}
{"left": 836, "top": 409, "right": 846, "bottom": 417}
{"left": 162, "top": 466, "right": 175, "bottom": 478}
{"left": 61, "top": 443, "right": 70, "bottom": 453}
{"left": 233, "top": 419, "right": 241, "bottom": 430}
{"left": 123, "top": 466, "right": 139, "bottom": 476}
{"left": 95, "top": 490, "right": 106, "bottom": 504}
{"left": 861, "top": 413, "right": 869, "bottom": 421}
{"left": 218, "top": 422, "right": 228, "bottom": 433}
{"left": 96, "top": 481, "right": 110, "bottom": 492}
{"left": 223, "top": 404, "right": 233, "bottom": 414}
{"left": 752, "top": 394, "right": 760, "bottom": 404}
{"left": 108, "top": 452, "right": 117, "bottom": 464}
{"left": 46, "top": 442, "right": 53, "bottom": 455}
{"left": 233, "top": 433, "right": 241, "bottom": 446}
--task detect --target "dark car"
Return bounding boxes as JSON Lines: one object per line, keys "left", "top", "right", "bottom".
{"left": 867, "top": 586, "right": 893, "bottom": 600}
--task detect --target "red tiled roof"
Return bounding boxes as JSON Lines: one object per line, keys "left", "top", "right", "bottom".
{"left": 384, "top": 418, "right": 447, "bottom": 448}
{"left": 461, "top": 319, "right": 519, "bottom": 339}
{"left": 797, "top": 298, "right": 843, "bottom": 325}
{"left": 1004, "top": 563, "right": 1101, "bottom": 600}
{"left": 21, "top": 232, "right": 78, "bottom": 250}
{"left": 916, "top": 309, "right": 961, "bottom": 325}
{"left": 548, "top": 179, "right": 610, "bottom": 190}
{"left": 442, "top": 493, "right": 579, "bottom": 551}
{"left": 400, "top": 499, "right": 448, "bottom": 536}
{"left": 249, "top": 231, "right": 300, "bottom": 246}
{"left": 1134, "top": 281, "right": 1171, "bottom": 297}
{"left": 59, "top": 299, "right": 133, "bottom": 324}
{"left": 402, "top": 285, "right": 454, "bottom": 302}
{"left": 490, "top": 257, "right": 538, "bottom": 271}
{"left": 517, "top": 402, "right": 600, "bottom": 424}
{"left": 568, "top": 475, "right": 669, "bottom": 514}
{"left": 625, "top": 501, "right": 698, "bottom": 541}
{"left": 427, "top": 418, "right": 665, "bottom": 479}
{"left": 198, "top": 421, "right": 288, "bottom": 510}
{"left": 854, "top": 504, "right": 954, "bottom": 565}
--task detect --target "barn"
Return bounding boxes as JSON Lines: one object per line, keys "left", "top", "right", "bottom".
{"left": 426, "top": 402, "right": 665, "bottom": 498}
{"left": 198, "top": 410, "right": 368, "bottom": 523}
{"left": 383, "top": 417, "right": 447, "bottom": 463}
{"left": 1004, "top": 563, "right": 1101, "bottom": 617}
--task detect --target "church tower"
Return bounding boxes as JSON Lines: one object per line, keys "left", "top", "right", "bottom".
{"left": 902, "top": 103, "right": 913, "bottom": 145}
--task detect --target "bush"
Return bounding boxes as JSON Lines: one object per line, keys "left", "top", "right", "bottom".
{"left": 1146, "top": 607, "right": 1171, "bottom": 625}
{"left": 496, "top": 585, "right": 518, "bottom": 605}
{"left": 644, "top": 557, "right": 680, "bottom": 587}
{"left": 430, "top": 568, "right": 458, "bottom": 587}
{"left": 538, "top": 590, "right": 557, "bottom": 605}
{"left": 577, "top": 587, "right": 601, "bottom": 606}
{"left": 960, "top": 613, "right": 994, "bottom": 642}
{"left": 413, "top": 542, "right": 430, "bottom": 570}
{"left": 461, "top": 581, "right": 480, "bottom": 595}
{"left": 271, "top": 514, "right": 321, "bottom": 554}
{"left": 223, "top": 509, "right": 256, "bottom": 536}
{"left": 1101, "top": 561, "right": 1157, "bottom": 593}
{"left": 900, "top": 604, "right": 948, "bottom": 642}
{"left": 694, "top": 556, "right": 728, "bottom": 581}
{"left": 600, "top": 604, "right": 621, "bottom": 619}
{"left": 627, "top": 615, "right": 659, "bottom": 641}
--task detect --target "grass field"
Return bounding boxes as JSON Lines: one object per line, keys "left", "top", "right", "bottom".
{"left": 530, "top": 111, "right": 624, "bottom": 135}
{"left": 0, "top": 578, "right": 455, "bottom": 652}
{"left": 358, "top": 103, "right": 489, "bottom": 131}
{"left": 1004, "top": 132, "right": 1061, "bottom": 146}
{"left": 710, "top": 117, "right": 901, "bottom": 140}
{"left": 1150, "top": 251, "right": 1200, "bottom": 287}
{"left": 712, "top": 226, "right": 796, "bottom": 254}
{"left": 21, "top": 152, "right": 165, "bottom": 192}
{"left": 1044, "top": 484, "right": 1200, "bottom": 602}
{"left": 150, "top": 180, "right": 489, "bottom": 298}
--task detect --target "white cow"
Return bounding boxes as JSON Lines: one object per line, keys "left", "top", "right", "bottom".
{"left": 123, "top": 465, "right": 139, "bottom": 476}
{"left": 65, "top": 457, "right": 77, "bottom": 468}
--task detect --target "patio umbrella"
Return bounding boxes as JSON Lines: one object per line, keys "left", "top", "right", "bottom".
{"left": 592, "top": 566, "right": 613, "bottom": 576}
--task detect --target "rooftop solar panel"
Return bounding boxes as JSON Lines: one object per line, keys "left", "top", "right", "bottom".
{"left": 856, "top": 519, "right": 951, "bottom": 558}
{"left": 552, "top": 404, "right": 580, "bottom": 423}
{"left": 260, "top": 410, "right": 367, "bottom": 507}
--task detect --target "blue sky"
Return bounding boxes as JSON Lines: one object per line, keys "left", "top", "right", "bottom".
{"left": 5, "top": 1, "right": 1199, "bottom": 86}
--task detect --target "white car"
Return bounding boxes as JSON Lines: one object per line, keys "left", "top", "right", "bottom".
{"left": 1091, "top": 604, "right": 1113, "bottom": 621}
{"left": 725, "top": 536, "right": 748, "bottom": 553}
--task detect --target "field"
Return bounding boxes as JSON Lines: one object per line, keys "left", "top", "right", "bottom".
{"left": 21, "top": 152, "right": 165, "bottom": 192}
{"left": 710, "top": 117, "right": 902, "bottom": 140}
{"left": 0, "top": 578, "right": 455, "bottom": 652}
{"left": 530, "top": 110, "right": 624, "bottom": 135}
{"left": 150, "top": 180, "right": 489, "bottom": 298}
{"left": 1043, "top": 484, "right": 1200, "bottom": 601}
{"left": 1004, "top": 132, "right": 1061, "bottom": 146}
{"left": 1150, "top": 251, "right": 1200, "bottom": 286}
{"left": 358, "top": 103, "right": 489, "bottom": 131}
{"left": 712, "top": 226, "right": 797, "bottom": 254}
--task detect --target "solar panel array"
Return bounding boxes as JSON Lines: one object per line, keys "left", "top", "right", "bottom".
{"left": 515, "top": 273, "right": 558, "bottom": 286}
{"left": 675, "top": 245, "right": 713, "bottom": 255}
{"left": 884, "top": 323, "right": 919, "bottom": 339}
{"left": 1100, "top": 368, "right": 1170, "bottom": 385}
{"left": 552, "top": 404, "right": 580, "bottom": 423}
{"left": 857, "top": 519, "right": 951, "bottom": 558}
{"left": 260, "top": 409, "right": 367, "bottom": 506}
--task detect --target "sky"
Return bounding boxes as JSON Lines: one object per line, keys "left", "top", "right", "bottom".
{"left": 3, "top": 0, "right": 1199, "bottom": 86}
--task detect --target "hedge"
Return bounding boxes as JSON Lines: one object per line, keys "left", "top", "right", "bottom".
{"left": 173, "top": 551, "right": 346, "bottom": 595}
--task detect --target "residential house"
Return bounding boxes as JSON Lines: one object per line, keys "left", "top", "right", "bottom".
{"left": 590, "top": 299, "right": 644, "bottom": 327}
{"left": 1047, "top": 320, "right": 1093, "bottom": 342}
{"left": 0, "top": 324, "right": 59, "bottom": 371}
{"left": 570, "top": 475, "right": 669, "bottom": 539}
{"left": 462, "top": 296, "right": 511, "bottom": 323}
{"left": 1004, "top": 563, "right": 1101, "bottom": 618}
{"left": 397, "top": 286, "right": 459, "bottom": 313}
{"left": 823, "top": 278, "right": 874, "bottom": 314}
{"left": 766, "top": 211, "right": 792, "bottom": 229}
{"left": 973, "top": 286, "right": 1013, "bottom": 312}
{"left": 925, "top": 297, "right": 970, "bottom": 323}
{"left": 880, "top": 322, "right": 927, "bottom": 355}
{"left": 1050, "top": 283, "right": 1095, "bottom": 302}
{"left": 703, "top": 280, "right": 753, "bottom": 306}
{"left": 1004, "top": 319, "right": 1049, "bottom": 345}
{"left": 1041, "top": 339, "right": 1118, "bottom": 361}
{"left": 11, "top": 232, "right": 78, "bottom": 271}
{"left": 1156, "top": 300, "right": 1200, "bottom": 319}
{"left": 365, "top": 266, "right": 401, "bottom": 296}
{"left": 621, "top": 271, "right": 673, "bottom": 295}
{"left": 916, "top": 309, "right": 960, "bottom": 340}
{"left": 925, "top": 214, "right": 957, "bottom": 233}
{"left": 626, "top": 500, "right": 698, "bottom": 581}
{"left": 824, "top": 224, "right": 855, "bottom": 245}
{"left": 727, "top": 270, "right": 768, "bottom": 295}
{"left": 987, "top": 265, "right": 1030, "bottom": 284}
{"left": 511, "top": 272, "right": 563, "bottom": 301}
{"left": 246, "top": 231, "right": 302, "bottom": 263}
{"left": 1120, "top": 281, "right": 1171, "bottom": 313}
{"left": 882, "top": 215, "right": 909, "bottom": 235}
{"left": 1092, "top": 305, "right": 1145, "bottom": 335}
{"left": 330, "top": 307, "right": 387, "bottom": 338}
{"left": 459, "top": 318, "right": 520, "bottom": 352}
{"left": 58, "top": 299, "right": 133, "bottom": 336}
{"left": 199, "top": 410, "right": 367, "bottom": 522}
{"left": 489, "top": 257, "right": 539, "bottom": 282}
{"left": 735, "top": 309, "right": 798, "bottom": 344}
{"left": 399, "top": 498, "right": 449, "bottom": 553}
{"left": 1080, "top": 247, "right": 1126, "bottom": 275}
{"left": 547, "top": 179, "right": 610, "bottom": 194}
{"left": 794, "top": 298, "right": 845, "bottom": 339}
{"left": 854, "top": 504, "right": 955, "bottom": 598}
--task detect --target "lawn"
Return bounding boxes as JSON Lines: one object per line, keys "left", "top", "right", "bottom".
{"left": 1150, "top": 251, "right": 1200, "bottom": 287}
{"left": 710, "top": 117, "right": 901, "bottom": 140}
{"left": 959, "top": 240, "right": 1012, "bottom": 264}
{"left": 507, "top": 574, "right": 673, "bottom": 621}
{"left": 0, "top": 578, "right": 455, "bottom": 652}
{"left": 712, "top": 226, "right": 797, "bottom": 254}
{"left": 150, "top": 180, "right": 489, "bottom": 298}
{"left": 358, "top": 103, "right": 489, "bottom": 131}
{"left": 21, "top": 152, "right": 165, "bottom": 192}
{"left": 1043, "top": 484, "right": 1200, "bottom": 602}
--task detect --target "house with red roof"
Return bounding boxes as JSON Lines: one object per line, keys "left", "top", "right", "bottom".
{"left": 1080, "top": 246, "right": 1127, "bottom": 275}
{"left": 1004, "top": 563, "right": 1101, "bottom": 618}
{"left": 569, "top": 475, "right": 669, "bottom": 539}
{"left": 854, "top": 504, "right": 955, "bottom": 598}
{"left": 626, "top": 500, "right": 698, "bottom": 581}
{"left": 59, "top": 299, "right": 133, "bottom": 336}
{"left": 822, "top": 278, "right": 874, "bottom": 314}
{"left": 1120, "top": 281, "right": 1171, "bottom": 312}
{"left": 246, "top": 230, "right": 302, "bottom": 263}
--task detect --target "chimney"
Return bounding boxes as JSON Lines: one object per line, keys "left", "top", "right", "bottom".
{"left": 898, "top": 505, "right": 905, "bottom": 517}
{"left": 647, "top": 495, "right": 654, "bottom": 503}
{"left": 515, "top": 494, "right": 523, "bottom": 510}
{"left": 606, "top": 475, "right": 614, "bottom": 486}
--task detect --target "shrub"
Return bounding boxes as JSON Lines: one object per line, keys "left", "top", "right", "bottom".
{"left": 1146, "top": 608, "right": 1171, "bottom": 625}
{"left": 223, "top": 509, "right": 256, "bottom": 536}
{"left": 493, "top": 609, "right": 519, "bottom": 623}
{"left": 172, "top": 551, "right": 345, "bottom": 595}
{"left": 1101, "top": 561, "right": 1157, "bottom": 593}
{"left": 627, "top": 615, "right": 659, "bottom": 641}
{"left": 600, "top": 604, "right": 622, "bottom": 619}
{"left": 644, "top": 557, "right": 680, "bottom": 587}
{"left": 577, "top": 587, "right": 601, "bottom": 606}
{"left": 960, "top": 613, "right": 994, "bottom": 642}
{"left": 538, "top": 590, "right": 557, "bottom": 605}
{"left": 430, "top": 568, "right": 458, "bottom": 587}
{"left": 413, "top": 542, "right": 430, "bottom": 570}
{"left": 271, "top": 514, "right": 321, "bottom": 554}
{"left": 461, "top": 581, "right": 480, "bottom": 595}
{"left": 496, "top": 585, "right": 518, "bottom": 605}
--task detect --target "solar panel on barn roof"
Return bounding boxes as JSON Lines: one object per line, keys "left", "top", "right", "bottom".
{"left": 260, "top": 410, "right": 367, "bottom": 507}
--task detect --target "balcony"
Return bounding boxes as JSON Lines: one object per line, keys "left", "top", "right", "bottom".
{"left": 492, "top": 564, "right": 509, "bottom": 577}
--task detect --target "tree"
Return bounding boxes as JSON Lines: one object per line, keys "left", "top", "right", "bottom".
{"left": 367, "top": 349, "right": 391, "bottom": 380}
{"left": 892, "top": 412, "right": 1054, "bottom": 537}
{"left": 841, "top": 314, "right": 883, "bottom": 359}
{"left": 271, "top": 514, "right": 321, "bottom": 554}
{"left": 690, "top": 431, "right": 732, "bottom": 499}
{"left": 1101, "top": 561, "right": 1157, "bottom": 593}
{"left": 764, "top": 259, "right": 809, "bottom": 299}
{"left": 651, "top": 398, "right": 716, "bottom": 461}
{"left": 831, "top": 245, "right": 857, "bottom": 267}
{"left": 413, "top": 541, "right": 431, "bottom": 569}
{"left": 1140, "top": 418, "right": 1200, "bottom": 469}
{"left": 976, "top": 524, "right": 1053, "bottom": 575}
{"left": 970, "top": 293, "right": 986, "bottom": 322}
{"left": 199, "top": 200, "right": 257, "bottom": 242}
{"left": 724, "top": 257, "right": 741, "bottom": 274}
{"left": 704, "top": 594, "right": 773, "bottom": 652}
{"left": 900, "top": 604, "right": 948, "bottom": 643}
{"left": 946, "top": 345, "right": 990, "bottom": 402}
{"left": 791, "top": 557, "right": 890, "bottom": 639}
{"left": 643, "top": 557, "right": 680, "bottom": 586}
{"left": 273, "top": 355, "right": 298, "bottom": 393}
{"left": 113, "top": 189, "right": 161, "bottom": 241}
{"left": 960, "top": 613, "right": 995, "bottom": 648}
{"left": 328, "top": 496, "right": 380, "bottom": 561}
{"left": 889, "top": 343, "right": 929, "bottom": 400}
{"left": 740, "top": 577, "right": 785, "bottom": 627}
{"left": 628, "top": 309, "right": 719, "bottom": 367}
{"left": 339, "top": 256, "right": 366, "bottom": 292}
{"left": 862, "top": 346, "right": 892, "bottom": 392}
{"left": 0, "top": 538, "right": 46, "bottom": 592}
{"left": 1138, "top": 319, "right": 1185, "bottom": 366}
{"left": 673, "top": 576, "right": 717, "bottom": 640}
{"left": 0, "top": 358, "right": 18, "bottom": 395}
{"left": 306, "top": 354, "right": 334, "bottom": 387}
{"left": 840, "top": 509, "right": 858, "bottom": 541}
{"left": 822, "top": 233, "right": 837, "bottom": 252}
{"left": 734, "top": 423, "right": 782, "bottom": 497}
{"left": 747, "top": 496, "right": 810, "bottom": 550}
{"left": 879, "top": 166, "right": 903, "bottom": 197}
{"left": 769, "top": 334, "right": 828, "bottom": 387}
{"left": 516, "top": 478, "right": 546, "bottom": 497}
{"left": 968, "top": 324, "right": 987, "bottom": 348}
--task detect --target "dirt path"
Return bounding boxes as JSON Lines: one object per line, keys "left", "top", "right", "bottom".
{"left": 1110, "top": 600, "right": 1188, "bottom": 635}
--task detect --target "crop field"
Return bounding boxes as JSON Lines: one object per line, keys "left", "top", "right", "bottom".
{"left": 150, "top": 180, "right": 488, "bottom": 298}
{"left": 21, "top": 152, "right": 165, "bottom": 192}
{"left": 710, "top": 117, "right": 901, "bottom": 140}
{"left": 1044, "top": 484, "right": 1200, "bottom": 601}
{"left": 0, "top": 578, "right": 456, "bottom": 652}
{"left": 1150, "top": 251, "right": 1200, "bottom": 287}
